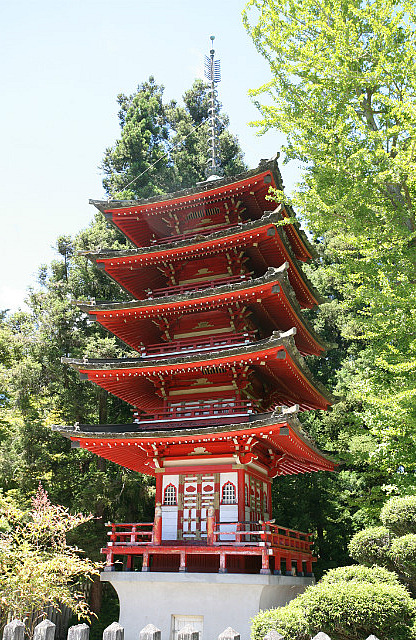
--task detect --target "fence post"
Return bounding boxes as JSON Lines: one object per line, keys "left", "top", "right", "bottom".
{"left": 207, "top": 505, "right": 215, "bottom": 545}
{"left": 103, "top": 622, "right": 124, "bottom": 640}
{"left": 311, "top": 634, "right": 331, "bottom": 640}
{"left": 3, "top": 620, "right": 25, "bottom": 640}
{"left": 153, "top": 503, "right": 162, "bottom": 546}
{"left": 67, "top": 624, "right": 90, "bottom": 640}
{"left": 263, "top": 630, "right": 284, "bottom": 640}
{"left": 178, "top": 625, "right": 199, "bottom": 640}
{"left": 365, "top": 636, "right": 380, "bottom": 640}
{"left": 218, "top": 627, "right": 240, "bottom": 640}
{"left": 34, "top": 620, "right": 56, "bottom": 640}
{"left": 139, "top": 624, "right": 161, "bottom": 640}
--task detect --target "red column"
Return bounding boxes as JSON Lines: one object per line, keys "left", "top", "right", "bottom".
{"left": 267, "top": 480, "right": 273, "bottom": 519}
{"left": 155, "top": 472, "right": 163, "bottom": 504}
{"left": 237, "top": 468, "right": 245, "bottom": 525}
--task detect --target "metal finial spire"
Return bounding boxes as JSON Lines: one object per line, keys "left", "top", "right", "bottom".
{"left": 204, "top": 35, "right": 224, "bottom": 179}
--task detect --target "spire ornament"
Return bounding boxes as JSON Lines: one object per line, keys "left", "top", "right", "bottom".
{"left": 204, "top": 35, "right": 224, "bottom": 179}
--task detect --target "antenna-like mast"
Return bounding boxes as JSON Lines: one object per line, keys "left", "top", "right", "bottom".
{"left": 204, "top": 35, "right": 223, "bottom": 179}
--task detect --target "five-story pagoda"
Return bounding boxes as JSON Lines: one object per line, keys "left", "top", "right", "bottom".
{"left": 54, "top": 42, "right": 336, "bottom": 640}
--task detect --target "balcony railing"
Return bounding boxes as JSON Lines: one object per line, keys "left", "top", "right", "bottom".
{"left": 141, "top": 331, "right": 256, "bottom": 359}
{"left": 133, "top": 400, "right": 254, "bottom": 426}
{"left": 102, "top": 516, "right": 315, "bottom": 575}
{"left": 150, "top": 222, "right": 239, "bottom": 246}
{"left": 146, "top": 274, "right": 251, "bottom": 299}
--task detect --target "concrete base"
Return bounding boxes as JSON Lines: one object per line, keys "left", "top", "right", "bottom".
{"left": 101, "top": 571, "right": 314, "bottom": 640}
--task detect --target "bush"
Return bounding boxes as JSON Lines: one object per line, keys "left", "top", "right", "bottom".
{"left": 391, "top": 534, "right": 416, "bottom": 579}
{"left": 251, "top": 572, "right": 416, "bottom": 640}
{"left": 251, "top": 602, "right": 308, "bottom": 640}
{"left": 381, "top": 496, "right": 416, "bottom": 536}
{"left": 320, "top": 564, "right": 401, "bottom": 586}
{"left": 302, "top": 581, "right": 415, "bottom": 640}
{"left": 348, "top": 526, "right": 392, "bottom": 566}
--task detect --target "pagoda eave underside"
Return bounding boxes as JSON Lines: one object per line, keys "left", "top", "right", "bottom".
{"left": 80, "top": 268, "right": 327, "bottom": 357}
{"left": 64, "top": 334, "right": 335, "bottom": 412}
{"left": 84, "top": 214, "right": 323, "bottom": 309}
{"left": 53, "top": 411, "right": 336, "bottom": 477}
{"left": 91, "top": 159, "right": 315, "bottom": 262}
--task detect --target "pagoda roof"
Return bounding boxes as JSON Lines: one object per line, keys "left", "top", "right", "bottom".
{"left": 81, "top": 211, "right": 323, "bottom": 309}
{"left": 90, "top": 156, "right": 316, "bottom": 261}
{"left": 52, "top": 406, "right": 336, "bottom": 477}
{"left": 79, "top": 266, "right": 329, "bottom": 357}
{"left": 63, "top": 332, "right": 335, "bottom": 412}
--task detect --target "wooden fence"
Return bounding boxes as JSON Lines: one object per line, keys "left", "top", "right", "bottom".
{"left": 0, "top": 618, "right": 382, "bottom": 640}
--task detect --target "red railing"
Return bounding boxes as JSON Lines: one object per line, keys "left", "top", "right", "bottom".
{"left": 107, "top": 522, "right": 154, "bottom": 546}
{"left": 150, "top": 222, "right": 239, "bottom": 246}
{"left": 141, "top": 332, "right": 256, "bottom": 358}
{"left": 212, "top": 521, "right": 312, "bottom": 553}
{"left": 133, "top": 400, "right": 254, "bottom": 425}
{"left": 105, "top": 519, "right": 312, "bottom": 552}
{"left": 146, "top": 274, "right": 251, "bottom": 299}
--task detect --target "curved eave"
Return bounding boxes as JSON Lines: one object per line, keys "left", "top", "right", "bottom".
{"left": 63, "top": 333, "right": 336, "bottom": 411}
{"left": 52, "top": 409, "right": 336, "bottom": 477}
{"left": 79, "top": 267, "right": 329, "bottom": 357}
{"left": 82, "top": 212, "right": 325, "bottom": 309}
{"left": 90, "top": 157, "right": 313, "bottom": 263}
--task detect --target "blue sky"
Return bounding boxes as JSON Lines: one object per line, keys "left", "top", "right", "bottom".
{"left": 1, "top": 0, "right": 300, "bottom": 312}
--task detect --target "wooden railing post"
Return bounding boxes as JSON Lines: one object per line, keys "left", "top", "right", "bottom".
{"left": 207, "top": 505, "right": 215, "bottom": 545}
{"left": 139, "top": 625, "right": 161, "bottom": 640}
{"left": 103, "top": 623, "right": 124, "bottom": 640}
{"left": 34, "top": 620, "right": 56, "bottom": 640}
{"left": 153, "top": 503, "right": 162, "bottom": 546}
{"left": 3, "top": 620, "right": 25, "bottom": 640}
{"left": 178, "top": 626, "right": 199, "bottom": 640}
{"left": 218, "top": 628, "right": 240, "bottom": 640}
{"left": 263, "top": 631, "right": 284, "bottom": 640}
{"left": 67, "top": 624, "right": 89, "bottom": 640}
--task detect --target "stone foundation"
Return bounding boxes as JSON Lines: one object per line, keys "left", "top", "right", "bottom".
{"left": 101, "top": 571, "right": 313, "bottom": 640}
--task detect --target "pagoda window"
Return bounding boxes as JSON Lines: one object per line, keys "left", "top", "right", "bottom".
{"left": 163, "top": 484, "right": 177, "bottom": 506}
{"left": 221, "top": 481, "right": 236, "bottom": 505}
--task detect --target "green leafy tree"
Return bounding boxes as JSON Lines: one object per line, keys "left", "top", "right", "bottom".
{"left": 243, "top": 0, "right": 416, "bottom": 491}
{"left": 0, "top": 485, "right": 100, "bottom": 631}
{"left": 102, "top": 77, "right": 246, "bottom": 198}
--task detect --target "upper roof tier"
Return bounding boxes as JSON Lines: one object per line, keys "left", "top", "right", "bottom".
{"left": 52, "top": 407, "right": 336, "bottom": 477}
{"left": 79, "top": 266, "right": 328, "bottom": 357}
{"left": 82, "top": 211, "right": 323, "bottom": 309}
{"left": 91, "top": 157, "right": 315, "bottom": 261}
{"left": 63, "top": 332, "right": 335, "bottom": 413}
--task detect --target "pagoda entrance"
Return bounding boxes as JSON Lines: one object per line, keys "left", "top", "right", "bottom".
{"left": 178, "top": 473, "right": 219, "bottom": 541}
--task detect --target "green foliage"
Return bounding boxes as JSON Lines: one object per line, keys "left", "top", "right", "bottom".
{"left": 102, "top": 77, "right": 246, "bottom": 199}
{"left": 348, "top": 526, "right": 392, "bottom": 567}
{"left": 320, "top": 564, "right": 401, "bottom": 586}
{"left": 252, "top": 572, "right": 416, "bottom": 640}
{"left": 244, "top": 0, "right": 416, "bottom": 490}
{"left": 0, "top": 485, "right": 100, "bottom": 629}
{"left": 381, "top": 496, "right": 416, "bottom": 536}
{"left": 391, "top": 535, "right": 416, "bottom": 581}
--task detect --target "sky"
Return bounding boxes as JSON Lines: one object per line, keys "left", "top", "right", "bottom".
{"left": 1, "top": 0, "right": 300, "bottom": 312}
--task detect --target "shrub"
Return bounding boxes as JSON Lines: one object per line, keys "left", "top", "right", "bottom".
{"left": 348, "top": 526, "right": 392, "bottom": 566}
{"left": 251, "top": 573, "right": 416, "bottom": 640}
{"left": 251, "top": 602, "right": 308, "bottom": 640}
{"left": 302, "top": 580, "right": 416, "bottom": 640}
{"left": 320, "top": 564, "right": 401, "bottom": 586}
{"left": 381, "top": 496, "right": 416, "bottom": 536}
{"left": 391, "top": 534, "right": 416, "bottom": 579}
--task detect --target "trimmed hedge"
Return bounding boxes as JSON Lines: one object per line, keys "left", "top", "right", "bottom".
{"left": 251, "top": 567, "right": 416, "bottom": 640}
{"left": 391, "top": 534, "right": 416, "bottom": 579}
{"left": 381, "top": 496, "right": 416, "bottom": 536}
{"left": 348, "top": 526, "right": 392, "bottom": 567}
{"left": 320, "top": 564, "right": 401, "bottom": 585}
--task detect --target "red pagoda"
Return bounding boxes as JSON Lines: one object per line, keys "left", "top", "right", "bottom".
{"left": 56, "top": 155, "right": 335, "bottom": 581}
